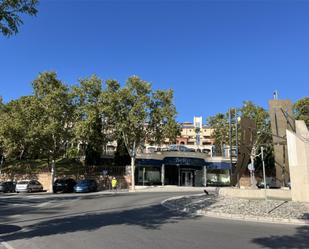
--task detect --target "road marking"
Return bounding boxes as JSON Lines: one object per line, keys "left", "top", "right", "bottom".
{"left": 8, "top": 214, "right": 22, "bottom": 218}
{"left": 0, "top": 239, "right": 16, "bottom": 249}
{"left": 36, "top": 201, "right": 52, "bottom": 207}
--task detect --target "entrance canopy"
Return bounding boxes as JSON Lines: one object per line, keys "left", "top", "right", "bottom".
{"left": 136, "top": 157, "right": 205, "bottom": 168}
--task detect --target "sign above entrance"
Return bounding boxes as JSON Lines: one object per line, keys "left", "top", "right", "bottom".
{"left": 163, "top": 157, "right": 205, "bottom": 167}
{"left": 206, "top": 162, "right": 231, "bottom": 170}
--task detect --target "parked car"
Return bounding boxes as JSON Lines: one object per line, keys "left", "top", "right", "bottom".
{"left": 53, "top": 178, "right": 76, "bottom": 193}
{"left": 74, "top": 179, "right": 97, "bottom": 193}
{"left": 0, "top": 181, "right": 16, "bottom": 193}
{"left": 257, "top": 177, "right": 280, "bottom": 189}
{"left": 16, "top": 180, "right": 43, "bottom": 193}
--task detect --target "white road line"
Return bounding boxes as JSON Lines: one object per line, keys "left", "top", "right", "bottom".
{"left": 7, "top": 214, "right": 22, "bottom": 218}
{"left": 0, "top": 239, "right": 16, "bottom": 249}
{"left": 36, "top": 201, "right": 52, "bottom": 207}
{"left": 1, "top": 242, "right": 15, "bottom": 249}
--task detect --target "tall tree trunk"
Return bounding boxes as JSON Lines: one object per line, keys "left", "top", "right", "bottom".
{"left": 51, "top": 158, "right": 56, "bottom": 193}
{"left": 19, "top": 146, "right": 25, "bottom": 160}
{"left": 130, "top": 140, "right": 136, "bottom": 190}
{"left": 131, "top": 155, "right": 135, "bottom": 190}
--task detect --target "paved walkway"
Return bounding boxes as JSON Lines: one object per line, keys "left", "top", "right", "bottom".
{"left": 132, "top": 185, "right": 217, "bottom": 192}
{"left": 162, "top": 193, "right": 309, "bottom": 225}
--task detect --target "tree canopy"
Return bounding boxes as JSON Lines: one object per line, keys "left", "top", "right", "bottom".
{"left": 101, "top": 76, "right": 179, "bottom": 189}
{"left": 0, "top": 0, "right": 39, "bottom": 36}
{"left": 293, "top": 97, "right": 309, "bottom": 127}
{"left": 206, "top": 101, "right": 274, "bottom": 176}
{"left": 0, "top": 72, "right": 180, "bottom": 182}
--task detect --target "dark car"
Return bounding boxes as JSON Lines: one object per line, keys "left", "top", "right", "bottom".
{"left": 0, "top": 181, "right": 16, "bottom": 193}
{"left": 53, "top": 178, "right": 76, "bottom": 193}
{"left": 256, "top": 177, "right": 280, "bottom": 189}
{"left": 74, "top": 179, "right": 97, "bottom": 193}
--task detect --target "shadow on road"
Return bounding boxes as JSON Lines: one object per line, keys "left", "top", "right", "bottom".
{"left": 0, "top": 193, "right": 133, "bottom": 223}
{"left": 252, "top": 224, "right": 309, "bottom": 249}
{"left": 0, "top": 203, "right": 197, "bottom": 242}
{"left": 0, "top": 225, "right": 21, "bottom": 235}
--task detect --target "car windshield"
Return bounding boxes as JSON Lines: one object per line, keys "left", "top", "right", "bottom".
{"left": 18, "top": 181, "right": 29, "bottom": 184}
{"left": 55, "top": 179, "right": 65, "bottom": 184}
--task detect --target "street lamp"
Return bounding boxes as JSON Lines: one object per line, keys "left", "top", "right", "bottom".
{"left": 261, "top": 146, "right": 267, "bottom": 200}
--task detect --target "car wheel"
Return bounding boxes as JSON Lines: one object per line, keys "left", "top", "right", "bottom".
{"left": 28, "top": 188, "right": 32, "bottom": 193}
{"left": 266, "top": 185, "right": 270, "bottom": 189}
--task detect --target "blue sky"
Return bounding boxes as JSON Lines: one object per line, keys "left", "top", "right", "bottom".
{"left": 0, "top": 0, "right": 308, "bottom": 122}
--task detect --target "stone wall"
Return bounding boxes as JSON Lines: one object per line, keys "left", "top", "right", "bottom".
{"left": 0, "top": 172, "right": 53, "bottom": 192}
{"left": 219, "top": 188, "right": 291, "bottom": 200}
{"left": 0, "top": 172, "right": 132, "bottom": 193}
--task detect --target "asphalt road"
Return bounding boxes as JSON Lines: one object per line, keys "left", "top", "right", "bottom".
{"left": 0, "top": 191, "right": 308, "bottom": 249}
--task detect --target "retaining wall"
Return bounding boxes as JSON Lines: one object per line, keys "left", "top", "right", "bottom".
{"left": 0, "top": 173, "right": 131, "bottom": 192}
{"left": 219, "top": 187, "right": 291, "bottom": 200}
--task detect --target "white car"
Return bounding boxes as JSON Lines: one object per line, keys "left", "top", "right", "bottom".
{"left": 16, "top": 180, "right": 43, "bottom": 193}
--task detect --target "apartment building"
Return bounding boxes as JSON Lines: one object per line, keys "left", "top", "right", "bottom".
{"left": 143, "top": 116, "right": 215, "bottom": 154}
{"left": 176, "top": 116, "right": 215, "bottom": 152}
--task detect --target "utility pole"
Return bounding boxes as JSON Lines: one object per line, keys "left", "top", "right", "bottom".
{"left": 235, "top": 109, "right": 239, "bottom": 186}
{"left": 229, "top": 109, "right": 233, "bottom": 172}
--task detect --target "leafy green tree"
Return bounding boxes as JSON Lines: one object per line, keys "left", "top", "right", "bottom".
{"left": 102, "top": 76, "right": 179, "bottom": 189}
{"left": 0, "top": 96, "right": 6, "bottom": 165}
{"left": 207, "top": 113, "right": 229, "bottom": 154}
{"left": 0, "top": 0, "right": 39, "bottom": 36}
{"left": 240, "top": 101, "right": 272, "bottom": 146}
{"left": 239, "top": 101, "right": 274, "bottom": 177}
{"left": 32, "top": 72, "right": 74, "bottom": 183}
{"left": 149, "top": 89, "right": 181, "bottom": 145}
{"left": 113, "top": 137, "right": 130, "bottom": 166}
{"left": 207, "top": 101, "right": 274, "bottom": 178}
{"left": 72, "top": 75, "right": 106, "bottom": 166}
{"left": 293, "top": 97, "right": 309, "bottom": 127}
{"left": 0, "top": 96, "right": 44, "bottom": 160}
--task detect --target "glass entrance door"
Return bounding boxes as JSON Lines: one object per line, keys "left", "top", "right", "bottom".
{"left": 181, "top": 171, "right": 193, "bottom": 186}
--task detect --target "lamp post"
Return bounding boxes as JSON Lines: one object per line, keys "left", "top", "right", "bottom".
{"left": 261, "top": 146, "right": 267, "bottom": 200}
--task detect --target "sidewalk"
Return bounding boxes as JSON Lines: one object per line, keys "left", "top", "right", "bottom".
{"left": 162, "top": 193, "right": 309, "bottom": 226}
{"left": 130, "top": 185, "right": 217, "bottom": 193}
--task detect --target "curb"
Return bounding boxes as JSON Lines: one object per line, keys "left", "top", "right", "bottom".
{"left": 198, "top": 210, "right": 309, "bottom": 226}
{"left": 161, "top": 195, "right": 309, "bottom": 226}
{"left": 161, "top": 193, "right": 205, "bottom": 213}
{"left": 0, "top": 190, "right": 129, "bottom": 199}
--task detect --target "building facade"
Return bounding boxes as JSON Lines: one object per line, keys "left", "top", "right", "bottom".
{"left": 176, "top": 116, "right": 215, "bottom": 152}
{"left": 135, "top": 117, "right": 231, "bottom": 187}
{"left": 135, "top": 150, "right": 231, "bottom": 187}
{"left": 143, "top": 116, "right": 215, "bottom": 155}
{"left": 100, "top": 116, "right": 232, "bottom": 187}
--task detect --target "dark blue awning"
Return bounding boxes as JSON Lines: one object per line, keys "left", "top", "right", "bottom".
{"left": 136, "top": 157, "right": 206, "bottom": 168}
